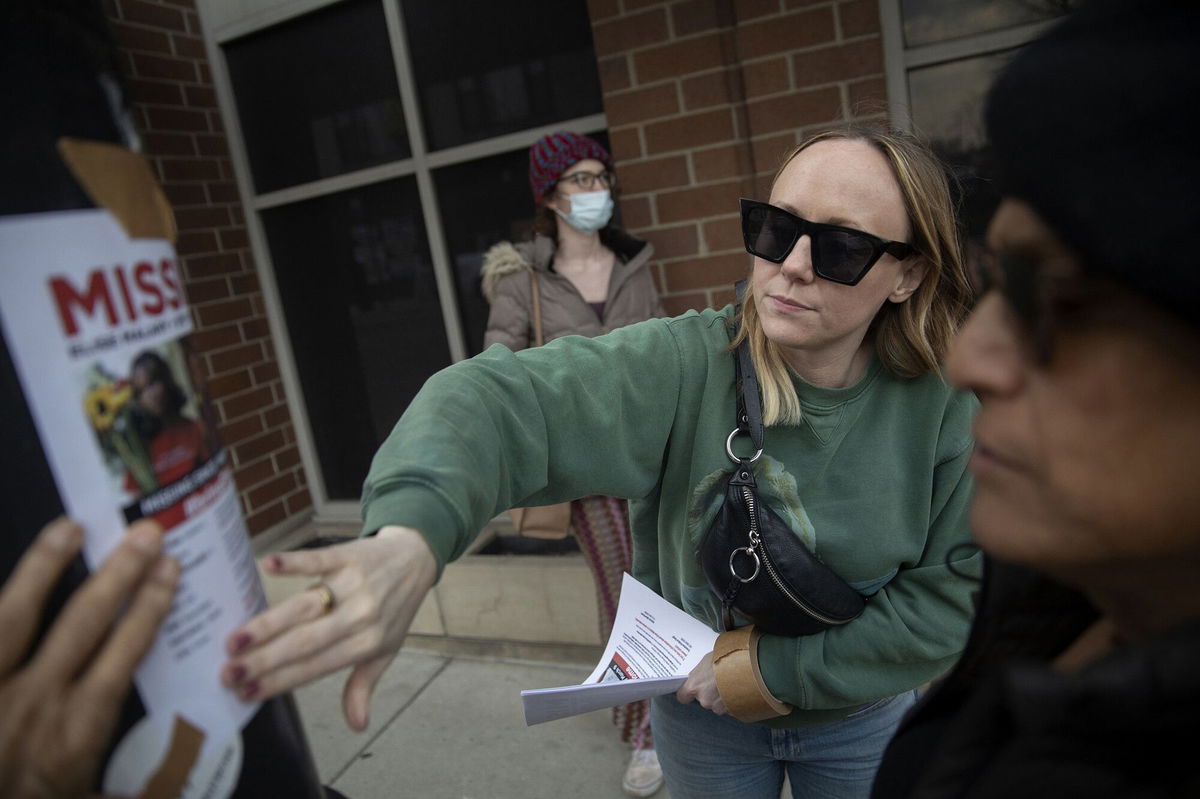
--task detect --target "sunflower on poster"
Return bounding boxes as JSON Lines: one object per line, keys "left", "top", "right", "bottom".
{"left": 83, "top": 365, "right": 158, "bottom": 493}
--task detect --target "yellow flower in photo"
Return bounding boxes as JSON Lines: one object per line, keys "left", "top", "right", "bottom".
{"left": 85, "top": 383, "right": 133, "bottom": 432}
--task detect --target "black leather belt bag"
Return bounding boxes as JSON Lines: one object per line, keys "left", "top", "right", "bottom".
{"left": 699, "top": 284, "right": 867, "bottom": 637}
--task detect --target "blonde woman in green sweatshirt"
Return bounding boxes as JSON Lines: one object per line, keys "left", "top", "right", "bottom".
{"left": 222, "top": 125, "right": 979, "bottom": 799}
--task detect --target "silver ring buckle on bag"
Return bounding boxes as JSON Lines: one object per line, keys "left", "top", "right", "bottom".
{"left": 726, "top": 428, "right": 763, "bottom": 464}
{"left": 729, "top": 545, "right": 761, "bottom": 582}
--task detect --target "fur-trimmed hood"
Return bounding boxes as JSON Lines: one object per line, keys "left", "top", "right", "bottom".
{"left": 479, "top": 230, "right": 662, "bottom": 351}
{"left": 480, "top": 232, "right": 652, "bottom": 303}
{"left": 479, "top": 237, "right": 556, "bottom": 303}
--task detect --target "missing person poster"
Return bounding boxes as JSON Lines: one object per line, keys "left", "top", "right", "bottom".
{"left": 0, "top": 207, "right": 264, "bottom": 798}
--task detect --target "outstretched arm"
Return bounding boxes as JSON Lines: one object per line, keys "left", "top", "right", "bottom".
{"left": 221, "top": 525, "right": 436, "bottom": 732}
{"left": 223, "top": 318, "right": 688, "bottom": 729}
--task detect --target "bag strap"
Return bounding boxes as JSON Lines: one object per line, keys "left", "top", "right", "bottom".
{"left": 733, "top": 280, "right": 764, "bottom": 453}
{"left": 528, "top": 270, "right": 545, "bottom": 347}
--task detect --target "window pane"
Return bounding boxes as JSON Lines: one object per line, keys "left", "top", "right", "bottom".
{"left": 901, "top": 0, "right": 1075, "bottom": 48}
{"left": 909, "top": 50, "right": 1015, "bottom": 240}
{"left": 260, "top": 179, "right": 449, "bottom": 500}
{"left": 433, "top": 131, "right": 612, "bottom": 354}
{"left": 401, "top": 0, "right": 603, "bottom": 151}
{"left": 225, "top": 0, "right": 410, "bottom": 194}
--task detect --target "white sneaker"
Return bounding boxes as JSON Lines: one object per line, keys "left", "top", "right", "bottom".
{"left": 622, "top": 748, "right": 664, "bottom": 797}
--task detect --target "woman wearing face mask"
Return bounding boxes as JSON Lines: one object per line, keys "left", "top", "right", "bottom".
{"left": 479, "top": 131, "right": 665, "bottom": 797}
{"left": 482, "top": 131, "right": 663, "bottom": 348}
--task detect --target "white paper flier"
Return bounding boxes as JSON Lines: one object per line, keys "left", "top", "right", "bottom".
{"left": 521, "top": 574, "right": 718, "bottom": 725}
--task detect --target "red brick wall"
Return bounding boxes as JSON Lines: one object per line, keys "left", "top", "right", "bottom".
{"left": 101, "top": 0, "right": 888, "bottom": 534}
{"left": 105, "top": 0, "right": 311, "bottom": 535}
{"left": 589, "top": 0, "right": 889, "bottom": 314}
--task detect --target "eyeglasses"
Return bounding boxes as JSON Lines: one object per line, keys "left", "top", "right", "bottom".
{"left": 968, "top": 248, "right": 1095, "bottom": 363}
{"left": 556, "top": 170, "right": 617, "bottom": 192}
{"left": 740, "top": 198, "right": 914, "bottom": 286}
{"left": 968, "top": 249, "right": 1040, "bottom": 323}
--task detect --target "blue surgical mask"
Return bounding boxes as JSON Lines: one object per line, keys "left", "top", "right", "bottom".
{"left": 555, "top": 189, "right": 614, "bottom": 233}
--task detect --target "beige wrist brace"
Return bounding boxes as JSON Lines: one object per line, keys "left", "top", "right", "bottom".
{"left": 712, "top": 626, "right": 793, "bottom": 722}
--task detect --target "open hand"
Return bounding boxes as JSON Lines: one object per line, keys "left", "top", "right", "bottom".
{"left": 221, "top": 525, "right": 437, "bottom": 731}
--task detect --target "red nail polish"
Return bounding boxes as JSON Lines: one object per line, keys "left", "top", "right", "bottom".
{"left": 231, "top": 632, "right": 252, "bottom": 653}
{"left": 267, "top": 555, "right": 283, "bottom": 571}
{"left": 240, "top": 680, "right": 260, "bottom": 700}
{"left": 228, "top": 664, "right": 246, "bottom": 684}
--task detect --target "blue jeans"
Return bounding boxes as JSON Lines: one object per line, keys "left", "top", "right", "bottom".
{"left": 651, "top": 690, "right": 917, "bottom": 799}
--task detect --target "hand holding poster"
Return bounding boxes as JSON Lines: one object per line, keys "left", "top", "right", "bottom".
{"left": 0, "top": 140, "right": 322, "bottom": 798}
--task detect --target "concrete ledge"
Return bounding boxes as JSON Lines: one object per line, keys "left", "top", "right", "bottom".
{"left": 402, "top": 635, "right": 601, "bottom": 667}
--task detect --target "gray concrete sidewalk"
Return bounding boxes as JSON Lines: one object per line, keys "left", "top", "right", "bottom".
{"left": 255, "top": 528, "right": 664, "bottom": 798}
{"left": 293, "top": 648, "right": 669, "bottom": 799}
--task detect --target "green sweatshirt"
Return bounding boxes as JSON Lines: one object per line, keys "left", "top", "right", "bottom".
{"left": 362, "top": 306, "right": 980, "bottom": 727}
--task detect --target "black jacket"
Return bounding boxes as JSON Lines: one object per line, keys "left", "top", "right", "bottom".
{"left": 872, "top": 558, "right": 1200, "bottom": 799}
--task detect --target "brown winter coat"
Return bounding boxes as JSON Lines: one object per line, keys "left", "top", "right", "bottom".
{"left": 481, "top": 231, "right": 663, "bottom": 351}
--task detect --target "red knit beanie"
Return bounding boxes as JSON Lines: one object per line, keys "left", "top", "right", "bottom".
{"left": 528, "top": 131, "right": 613, "bottom": 204}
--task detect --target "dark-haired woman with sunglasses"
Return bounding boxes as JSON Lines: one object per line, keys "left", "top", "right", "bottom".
{"left": 871, "top": 2, "right": 1200, "bottom": 797}
{"left": 220, "top": 125, "right": 979, "bottom": 799}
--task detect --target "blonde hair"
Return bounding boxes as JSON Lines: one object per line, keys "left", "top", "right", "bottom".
{"left": 732, "top": 125, "right": 971, "bottom": 426}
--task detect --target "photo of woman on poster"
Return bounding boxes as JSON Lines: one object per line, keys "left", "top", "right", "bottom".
{"left": 125, "top": 349, "right": 213, "bottom": 494}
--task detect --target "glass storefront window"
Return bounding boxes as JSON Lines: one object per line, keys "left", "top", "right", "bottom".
{"left": 219, "top": 0, "right": 607, "bottom": 510}
{"left": 901, "top": 0, "right": 1075, "bottom": 48}
{"left": 401, "top": 0, "right": 603, "bottom": 151}
{"left": 909, "top": 50, "right": 1015, "bottom": 238}
{"left": 260, "top": 178, "right": 449, "bottom": 500}
{"left": 224, "top": 0, "right": 410, "bottom": 194}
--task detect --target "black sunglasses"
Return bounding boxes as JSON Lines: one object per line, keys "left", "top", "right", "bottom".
{"left": 740, "top": 198, "right": 914, "bottom": 286}
{"left": 969, "top": 250, "right": 1039, "bottom": 321}
{"left": 969, "top": 248, "right": 1099, "bottom": 363}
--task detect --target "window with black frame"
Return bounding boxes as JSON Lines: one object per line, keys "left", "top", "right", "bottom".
{"left": 898, "top": 0, "right": 1081, "bottom": 242}
{"left": 220, "top": 0, "right": 606, "bottom": 503}
{"left": 224, "top": 0, "right": 411, "bottom": 195}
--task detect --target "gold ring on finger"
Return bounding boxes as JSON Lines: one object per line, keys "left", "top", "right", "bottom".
{"left": 311, "top": 582, "right": 336, "bottom": 616}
